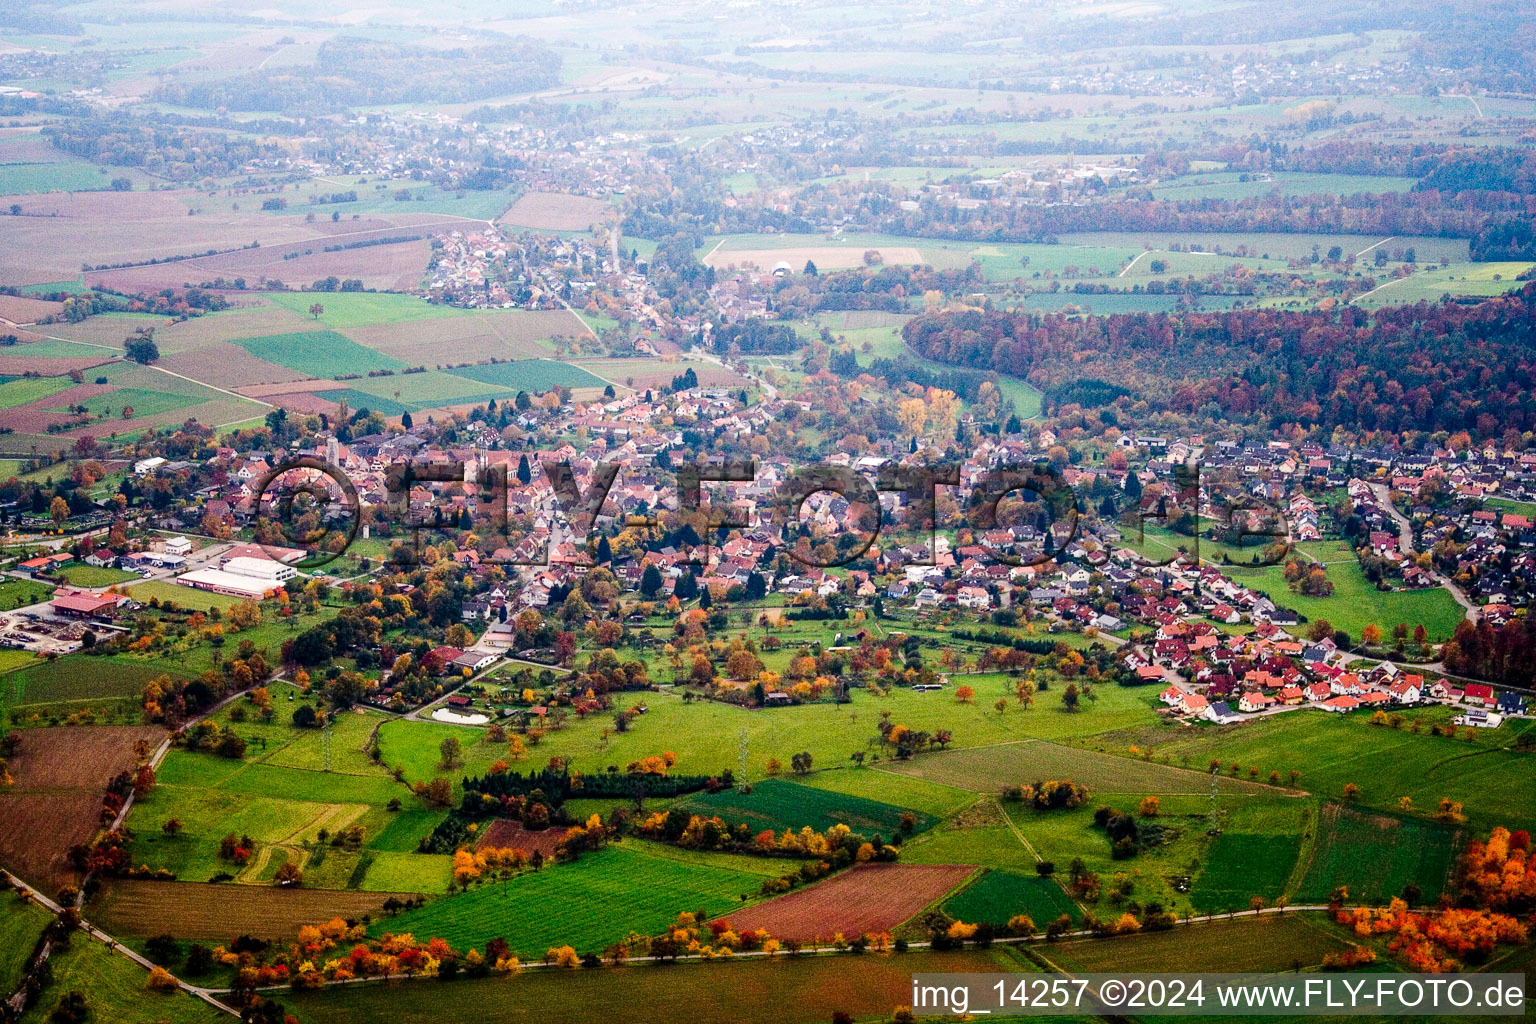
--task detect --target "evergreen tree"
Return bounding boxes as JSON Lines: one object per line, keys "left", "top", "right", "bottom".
{"left": 516, "top": 455, "right": 532, "bottom": 486}
{"left": 745, "top": 571, "right": 767, "bottom": 600}
{"left": 640, "top": 564, "right": 663, "bottom": 598}
{"left": 698, "top": 585, "right": 713, "bottom": 610}
{"left": 674, "top": 569, "right": 699, "bottom": 600}
{"left": 596, "top": 536, "right": 613, "bottom": 564}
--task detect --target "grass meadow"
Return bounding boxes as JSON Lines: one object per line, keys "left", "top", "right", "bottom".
{"left": 371, "top": 843, "right": 769, "bottom": 956}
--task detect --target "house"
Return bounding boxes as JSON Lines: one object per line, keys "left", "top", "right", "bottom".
{"left": 1321, "top": 695, "right": 1360, "bottom": 713}
{"left": 1429, "top": 680, "right": 1463, "bottom": 702}
{"left": 1495, "top": 691, "right": 1526, "bottom": 715}
{"left": 1238, "top": 691, "right": 1275, "bottom": 713}
{"left": 451, "top": 651, "right": 498, "bottom": 674}
{"left": 1203, "top": 701, "right": 1241, "bottom": 724}
{"left": 1279, "top": 686, "right": 1305, "bottom": 705}
{"left": 1210, "top": 604, "right": 1241, "bottom": 624}
{"left": 84, "top": 548, "right": 119, "bottom": 568}
{"left": 163, "top": 536, "right": 193, "bottom": 558}
{"left": 1464, "top": 683, "right": 1495, "bottom": 706}
{"left": 956, "top": 586, "right": 991, "bottom": 609}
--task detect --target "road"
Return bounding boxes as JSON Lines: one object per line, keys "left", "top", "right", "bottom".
{"left": 1366, "top": 482, "right": 1478, "bottom": 624}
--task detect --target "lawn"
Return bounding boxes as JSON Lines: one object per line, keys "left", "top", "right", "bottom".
{"left": 1293, "top": 802, "right": 1462, "bottom": 905}
{"left": 943, "top": 868, "right": 1079, "bottom": 926}
{"left": 55, "top": 564, "right": 140, "bottom": 587}
{"left": 371, "top": 843, "right": 769, "bottom": 956}
{"left": 232, "top": 330, "right": 405, "bottom": 378}
{"left": 123, "top": 580, "right": 246, "bottom": 612}
{"left": 0, "top": 577, "right": 51, "bottom": 609}
{"left": 673, "top": 777, "right": 937, "bottom": 835}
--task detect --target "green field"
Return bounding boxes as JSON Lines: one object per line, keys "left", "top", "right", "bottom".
{"left": 0, "top": 897, "right": 51, "bottom": 996}
{"left": 1294, "top": 802, "right": 1461, "bottom": 905}
{"left": 1091, "top": 706, "right": 1536, "bottom": 832}
{"left": 285, "top": 947, "right": 1031, "bottom": 1024}
{"left": 1222, "top": 558, "right": 1467, "bottom": 642}
{"left": 1355, "top": 261, "right": 1535, "bottom": 308}
{"left": 263, "top": 291, "right": 473, "bottom": 329}
{"left": 1190, "top": 831, "right": 1303, "bottom": 912}
{"left": 374, "top": 681, "right": 1167, "bottom": 792}
{"left": 1148, "top": 171, "right": 1420, "bottom": 201}
{"left": 371, "top": 843, "right": 768, "bottom": 956}
{"left": 942, "top": 868, "right": 1078, "bottom": 926}
{"left": 444, "top": 358, "right": 608, "bottom": 392}
{"left": 325, "top": 387, "right": 416, "bottom": 418}
{"left": 4, "top": 656, "right": 184, "bottom": 708}
{"left": 16, "top": 932, "right": 225, "bottom": 1024}
{"left": 674, "top": 777, "right": 937, "bottom": 836}
{"left": 887, "top": 739, "right": 1264, "bottom": 796}
{"left": 793, "top": 767, "right": 976, "bottom": 818}
{"left": 125, "top": 694, "right": 429, "bottom": 887}
{"left": 897, "top": 822, "right": 1036, "bottom": 873}
{"left": 0, "top": 375, "right": 73, "bottom": 408}
{"left": 52, "top": 385, "right": 200, "bottom": 422}
{"left": 233, "top": 330, "right": 405, "bottom": 378}
{"left": 1049, "top": 913, "right": 1351, "bottom": 973}
{"left": 0, "top": 162, "right": 112, "bottom": 194}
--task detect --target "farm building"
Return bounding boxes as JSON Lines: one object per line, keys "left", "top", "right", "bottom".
{"left": 50, "top": 588, "right": 125, "bottom": 619}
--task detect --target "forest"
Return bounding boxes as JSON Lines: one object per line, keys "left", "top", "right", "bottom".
{"left": 902, "top": 284, "right": 1536, "bottom": 439}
